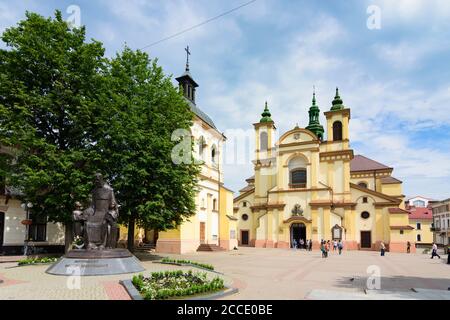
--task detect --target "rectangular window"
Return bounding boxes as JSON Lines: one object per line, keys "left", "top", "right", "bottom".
{"left": 28, "top": 214, "right": 47, "bottom": 242}
{"left": 400, "top": 230, "right": 404, "bottom": 235}
{"left": 290, "top": 169, "right": 307, "bottom": 188}
{"left": 417, "top": 234, "right": 421, "bottom": 242}
{"left": 363, "top": 197, "right": 368, "bottom": 203}
{"left": 28, "top": 224, "right": 47, "bottom": 242}
{"left": 416, "top": 223, "right": 421, "bottom": 230}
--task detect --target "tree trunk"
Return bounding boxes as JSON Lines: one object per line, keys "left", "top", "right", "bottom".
{"left": 127, "top": 213, "right": 136, "bottom": 252}
{"left": 64, "top": 222, "right": 73, "bottom": 254}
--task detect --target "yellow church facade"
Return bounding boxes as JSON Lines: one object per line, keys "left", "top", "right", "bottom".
{"left": 120, "top": 56, "right": 238, "bottom": 254}
{"left": 234, "top": 89, "right": 415, "bottom": 253}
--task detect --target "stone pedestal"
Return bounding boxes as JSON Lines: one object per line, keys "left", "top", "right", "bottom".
{"left": 46, "top": 249, "right": 145, "bottom": 276}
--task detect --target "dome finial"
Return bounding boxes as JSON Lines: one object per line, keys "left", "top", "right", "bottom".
{"left": 260, "top": 101, "right": 272, "bottom": 123}
{"left": 331, "top": 87, "right": 344, "bottom": 111}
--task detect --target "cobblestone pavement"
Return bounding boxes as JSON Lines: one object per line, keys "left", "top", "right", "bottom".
{"left": 159, "top": 247, "right": 450, "bottom": 300}
{"left": 0, "top": 260, "right": 230, "bottom": 300}
{"left": 0, "top": 248, "right": 448, "bottom": 300}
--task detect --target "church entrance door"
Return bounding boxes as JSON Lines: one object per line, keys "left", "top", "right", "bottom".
{"left": 200, "top": 222, "right": 206, "bottom": 244}
{"left": 290, "top": 223, "right": 306, "bottom": 248}
{"left": 360, "top": 231, "right": 371, "bottom": 249}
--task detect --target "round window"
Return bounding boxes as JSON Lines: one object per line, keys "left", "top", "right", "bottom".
{"left": 361, "top": 211, "right": 370, "bottom": 219}
{"left": 242, "top": 214, "right": 249, "bottom": 221}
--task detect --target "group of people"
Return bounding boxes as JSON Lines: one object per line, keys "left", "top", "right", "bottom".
{"left": 292, "top": 238, "right": 313, "bottom": 251}
{"left": 320, "top": 240, "right": 344, "bottom": 258}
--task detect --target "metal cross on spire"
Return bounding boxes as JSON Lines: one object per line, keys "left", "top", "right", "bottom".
{"left": 185, "top": 45, "right": 191, "bottom": 71}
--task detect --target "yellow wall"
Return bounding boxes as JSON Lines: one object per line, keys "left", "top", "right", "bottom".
{"left": 409, "top": 219, "right": 433, "bottom": 244}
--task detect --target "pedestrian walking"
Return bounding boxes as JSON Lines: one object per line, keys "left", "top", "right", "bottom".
{"left": 333, "top": 240, "right": 338, "bottom": 252}
{"left": 320, "top": 242, "right": 326, "bottom": 258}
{"left": 407, "top": 241, "right": 411, "bottom": 254}
{"left": 308, "top": 239, "right": 313, "bottom": 251}
{"left": 338, "top": 240, "right": 343, "bottom": 255}
{"left": 325, "top": 240, "right": 330, "bottom": 258}
{"left": 300, "top": 238, "right": 305, "bottom": 250}
{"left": 380, "top": 242, "right": 386, "bottom": 256}
{"left": 431, "top": 243, "right": 441, "bottom": 259}
{"left": 292, "top": 238, "right": 297, "bottom": 249}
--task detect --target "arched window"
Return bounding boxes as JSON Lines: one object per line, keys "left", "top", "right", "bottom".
{"left": 211, "top": 145, "right": 217, "bottom": 164}
{"left": 198, "top": 136, "right": 206, "bottom": 160}
{"left": 260, "top": 131, "right": 268, "bottom": 151}
{"left": 288, "top": 157, "right": 307, "bottom": 188}
{"left": 333, "top": 121, "right": 343, "bottom": 141}
{"left": 358, "top": 182, "right": 368, "bottom": 188}
{"left": 213, "top": 199, "right": 217, "bottom": 211}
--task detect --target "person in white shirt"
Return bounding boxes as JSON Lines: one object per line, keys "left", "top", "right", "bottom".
{"left": 431, "top": 243, "right": 441, "bottom": 259}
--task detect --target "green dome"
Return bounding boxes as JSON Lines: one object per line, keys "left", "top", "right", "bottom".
{"left": 331, "top": 87, "right": 345, "bottom": 111}
{"left": 305, "top": 91, "right": 324, "bottom": 141}
{"left": 260, "top": 101, "right": 273, "bottom": 123}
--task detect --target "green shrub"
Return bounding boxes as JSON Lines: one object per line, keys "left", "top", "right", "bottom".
{"left": 160, "top": 258, "right": 214, "bottom": 270}
{"left": 18, "top": 256, "right": 58, "bottom": 266}
{"left": 135, "top": 270, "right": 225, "bottom": 300}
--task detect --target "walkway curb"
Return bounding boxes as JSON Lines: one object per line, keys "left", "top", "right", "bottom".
{"left": 152, "top": 261, "right": 224, "bottom": 275}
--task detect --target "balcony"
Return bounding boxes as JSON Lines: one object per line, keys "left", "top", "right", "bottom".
{"left": 430, "top": 227, "right": 441, "bottom": 232}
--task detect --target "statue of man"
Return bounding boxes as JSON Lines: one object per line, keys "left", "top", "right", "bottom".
{"left": 84, "top": 173, "right": 119, "bottom": 250}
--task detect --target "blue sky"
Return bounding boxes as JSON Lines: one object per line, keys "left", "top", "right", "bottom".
{"left": 1, "top": 0, "right": 450, "bottom": 199}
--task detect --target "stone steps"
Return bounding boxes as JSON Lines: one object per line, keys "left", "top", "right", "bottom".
{"left": 197, "top": 244, "right": 225, "bottom": 252}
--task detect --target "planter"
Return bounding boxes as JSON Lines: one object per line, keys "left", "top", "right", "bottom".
{"left": 21, "top": 219, "right": 32, "bottom": 225}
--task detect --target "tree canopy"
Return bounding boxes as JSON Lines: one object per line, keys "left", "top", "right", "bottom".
{"left": 0, "top": 11, "right": 200, "bottom": 243}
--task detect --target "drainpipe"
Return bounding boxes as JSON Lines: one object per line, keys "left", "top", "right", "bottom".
{"left": 217, "top": 138, "right": 221, "bottom": 247}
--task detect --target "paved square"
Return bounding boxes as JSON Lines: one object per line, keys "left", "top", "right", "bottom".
{"left": 0, "top": 248, "right": 448, "bottom": 300}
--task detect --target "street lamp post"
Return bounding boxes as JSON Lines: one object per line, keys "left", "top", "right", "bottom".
{"left": 20, "top": 202, "right": 33, "bottom": 256}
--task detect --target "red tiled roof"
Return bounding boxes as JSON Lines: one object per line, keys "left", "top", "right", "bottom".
{"left": 390, "top": 225, "right": 414, "bottom": 230}
{"left": 388, "top": 208, "right": 409, "bottom": 214}
{"left": 239, "top": 185, "right": 254, "bottom": 193}
{"left": 408, "top": 207, "right": 433, "bottom": 220}
{"left": 350, "top": 155, "right": 392, "bottom": 172}
{"left": 380, "top": 176, "right": 402, "bottom": 184}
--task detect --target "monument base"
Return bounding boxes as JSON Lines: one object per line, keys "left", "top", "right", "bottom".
{"left": 46, "top": 249, "right": 145, "bottom": 276}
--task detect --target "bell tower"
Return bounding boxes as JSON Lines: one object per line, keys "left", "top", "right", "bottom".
{"left": 176, "top": 46, "right": 198, "bottom": 105}
{"left": 253, "top": 101, "right": 277, "bottom": 198}
{"left": 324, "top": 88, "right": 350, "bottom": 149}
{"left": 323, "top": 87, "right": 353, "bottom": 203}
{"left": 305, "top": 90, "right": 324, "bottom": 141}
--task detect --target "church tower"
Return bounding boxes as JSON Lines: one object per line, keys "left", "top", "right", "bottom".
{"left": 175, "top": 46, "right": 198, "bottom": 105}
{"left": 305, "top": 91, "right": 324, "bottom": 141}
{"left": 324, "top": 88, "right": 351, "bottom": 149}
{"left": 323, "top": 88, "right": 353, "bottom": 203}
{"left": 253, "top": 102, "right": 276, "bottom": 198}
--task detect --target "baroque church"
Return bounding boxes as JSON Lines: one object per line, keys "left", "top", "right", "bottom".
{"left": 154, "top": 48, "right": 238, "bottom": 254}
{"left": 234, "top": 90, "right": 415, "bottom": 252}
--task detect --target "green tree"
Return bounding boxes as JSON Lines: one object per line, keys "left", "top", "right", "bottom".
{"left": 0, "top": 11, "right": 200, "bottom": 252}
{"left": 0, "top": 11, "right": 106, "bottom": 250}
{"left": 95, "top": 48, "right": 200, "bottom": 250}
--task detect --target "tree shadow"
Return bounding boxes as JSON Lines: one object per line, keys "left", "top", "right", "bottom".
{"left": 133, "top": 252, "right": 165, "bottom": 262}
{"left": 334, "top": 275, "right": 450, "bottom": 292}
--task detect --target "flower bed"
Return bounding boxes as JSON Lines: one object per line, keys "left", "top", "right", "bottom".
{"left": 160, "top": 258, "right": 214, "bottom": 271}
{"left": 132, "top": 270, "right": 224, "bottom": 300}
{"left": 18, "top": 257, "right": 58, "bottom": 266}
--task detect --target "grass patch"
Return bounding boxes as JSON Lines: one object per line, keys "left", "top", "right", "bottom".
{"left": 18, "top": 256, "right": 58, "bottom": 266}
{"left": 132, "top": 270, "right": 224, "bottom": 300}
{"left": 161, "top": 257, "right": 214, "bottom": 270}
